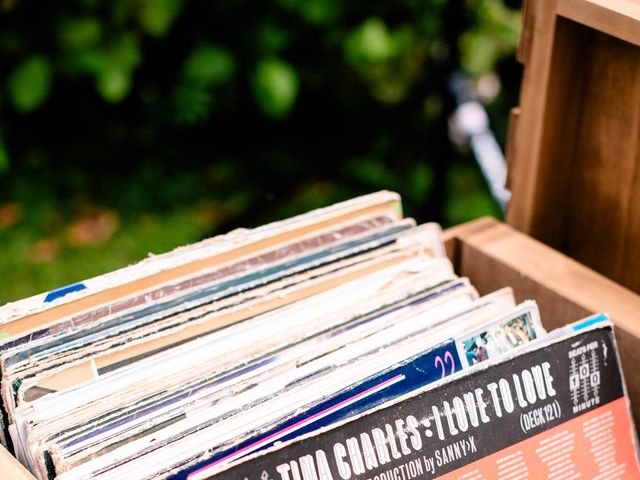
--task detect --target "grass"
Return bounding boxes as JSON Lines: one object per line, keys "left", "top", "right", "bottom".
{"left": 0, "top": 207, "right": 212, "bottom": 304}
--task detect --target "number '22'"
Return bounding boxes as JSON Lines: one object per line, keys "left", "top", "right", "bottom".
{"left": 434, "top": 351, "right": 456, "bottom": 378}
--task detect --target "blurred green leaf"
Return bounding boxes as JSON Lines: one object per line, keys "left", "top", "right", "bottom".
{"left": 275, "top": 0, "right": 298, "bottom": 12}
{"left": 409, "top": 163, "right": 434, "bottom": 199}
{"left": 252, "top": 58, "right": 299, "bottom": 118}
{"left": 111, "top": 0, "right": 135, "bottom": 25}
{"left": 0, "top": 137, "right": 9, "bottom": 173}
{"left": 106, "top": 33, "right": 141, "bottom": 70}
{"left": 446, "top": 187, "right": 498, "bottom": 224}
{"left": 343, "top": 20, "right": 418, "bottom": 104}
{"left": 72, "top": 50, "right": 106, "bottom": 74}
{"left": 76, "top": 34, "right": 141, "bottom": 75}
{"left": 173, "top": 84, "right": 213, "bottom": 125}
{"left": 182, "top": 44, "right": 235, "bottom": 87}
{"left": 58, "top": 17, "right": 102, "bottom": 51}
{"left": 445, "top": 163, "right": 500, "bottom": 224}
{"left": 344, "top": 157, "right": 396, "bottom": 186}
{"left": 461, "top": 0, "right": 520, "bottom": 75}
{"left": 7, "top": 57, "right": 52, "bottom": 112}
{"left": 258, "top": 22, "right": 290, "bottom": 52}
{"left": 298, "top": 0, "right": 339, "bottom": 26}
{"left": 460, "top": 32, "right": 499, "bottom": 75}
{"left": 276, "top": 0, "right": 338, "bottom": 26}
{"left": 0, "top": 32, "right": 24, "bottom": 54}
{"left": 96, "top": 68, "right": 132, "bottom": 103}
{"left": 78, "top": 34, "right": 141, "bottom": 102}
{"left": 345, "top": 18, "right": 398, "bottom": 64}
{"left": 138, "top": 0, "right": 184, "bottom": 37}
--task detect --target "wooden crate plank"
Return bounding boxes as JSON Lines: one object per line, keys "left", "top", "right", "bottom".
{"left": 506, "top": 0, "right": 640, "bottom": 294}
{"left": 448, "top": 221, "right": 640, "bottom": 421}
{"left": 558, "top": 0, "right": 640, "bottom": 47}
{"left": 0, "top": 445, "right": 35, "bottom": 480}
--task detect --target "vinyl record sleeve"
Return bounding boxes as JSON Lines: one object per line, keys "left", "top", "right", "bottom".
{"left": 160, "top": 298, "right": 537, "bottom": 480}
{"left": 12, "top": 261, "right": 459, "bottom": 475}
{"left": 0, "top": 192, "right": 402, "bottom": 329}
{"left": 201, "top": 319, "right": 640, "bottom": 480}
{"left": 0, "top": 218, "right": 421, "bottom": 430}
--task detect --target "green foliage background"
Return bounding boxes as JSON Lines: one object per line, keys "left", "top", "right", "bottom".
{"left": 0, "top": 0, "right": 521, "bottom": 303}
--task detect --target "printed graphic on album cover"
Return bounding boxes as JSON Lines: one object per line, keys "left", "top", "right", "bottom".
{"left": 463, "top": 314, "right": 537, "bottom": 365}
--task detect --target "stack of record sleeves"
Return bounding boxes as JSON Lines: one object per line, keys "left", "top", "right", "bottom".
{"left": 0, "top": 192, "right": 637, "bottom": 480}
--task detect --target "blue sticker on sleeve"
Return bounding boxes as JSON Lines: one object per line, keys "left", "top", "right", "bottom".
{"left": 44, "top": 282, "right": 87, "bottom": 303}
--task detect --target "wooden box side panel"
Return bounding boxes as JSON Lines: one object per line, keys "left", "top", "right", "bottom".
{"left": 446, "top": 217, "right": 640, "bottom": 421}
{"left": 0, "top": 444, "right": 35, "bottom": 480}
{"left": 507, "top": 0, "right": 640, "bottom": 293}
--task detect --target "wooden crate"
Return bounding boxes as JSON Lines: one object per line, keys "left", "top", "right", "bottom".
{"left": 444, "top": 218, "right": 640, "bottom": 422}
{"left": 500, "top": 0, "right": 640, "bottom": 419}
{"left": 506, "top": 0, "right": 640, "bottom": 293}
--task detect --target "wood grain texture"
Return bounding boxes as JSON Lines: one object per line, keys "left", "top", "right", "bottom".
{"left": 506, "top": 0, "right": 559, "bottom": 232}
{"left": 516, "top": 0, "right": 533, "bottom": 64}
{"left": 559, "top": 0, "right": 640, "bottom": 47}
{"left": 565, "top": 31, "right": 640, "bottom": 291}
{"left": 446, "top": 219, "right": 640, "bottom": 421}
{"left": 442, "top": 216, "right": 498, "bottom": 263}
{"left": 507, "top": 0, "right": 640, "bottom": 293}
{"left": 525, "top": 17, "right": 592, "bottom": 247}
{"left": 0, "top": 445, "right": 35, "bottom": 480}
